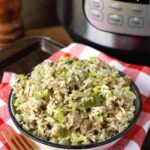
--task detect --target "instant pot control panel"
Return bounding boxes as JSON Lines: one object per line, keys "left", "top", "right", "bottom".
{"left": 84, "top": 0, "right": 150, "bottom": 36}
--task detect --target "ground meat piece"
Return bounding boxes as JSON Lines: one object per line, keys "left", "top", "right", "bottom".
{"left": 31, "top": 120, "right": 36, "bottom": 126}
{"left": 65, "top": 111, "right": 82, "bottom": 129}
{"left": 124, "top": 75, "right": 131, "bottom": 85}
{"left": 80, "top": 119, "right": 92, "bottom": 134}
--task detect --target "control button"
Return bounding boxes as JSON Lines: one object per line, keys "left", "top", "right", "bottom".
{"left": 90, "top": 9, "right": 103, "bottom": 21}
{"left": 132, "top": 7, "right": 143, "bottom": 14}
{"left": 110, "top": 3, "right": 123, "bottom": 11}
{"left": 90, "top": 0, "right": 103, "bottom": 10}
{"left": 128, "top": 17, "right": 144, "bottom": 28}
{"left": 108, "top": 14, "right": 123, "bottom": 26}
{"left": 129, "top": 6, "right": 145, "bottom": 16}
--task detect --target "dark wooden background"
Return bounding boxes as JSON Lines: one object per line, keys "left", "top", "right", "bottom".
{"left": 22, "top": 0, "right": 59, "bottom": 29}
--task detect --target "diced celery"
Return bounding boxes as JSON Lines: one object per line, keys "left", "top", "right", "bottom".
{"left": 58, "top": 127, "right": 70, "bottom": 138}
{"left": 83, "top": 94, "right": 104, "bottom": 109}
{"left": 94, "top": 115, "right": 103, "bottom": 122}
{"left": 73, "top": 91, "right": 84, "bottom": 98}
{"left": 60, "top": 56, "right": 74, "bottom": 63}
{"left": 60, "top": 68, "right": 68, "bottom": 76}
{"left": 34, "top": 90, "right": 48, "bottom": 99}
{"left": 14, "top": 101, "right": 22, "bottom": 107}
{"left": 17, "top": 74, "right": 27, "bottom": 81}
{"left": 54, "top": 109, "right": 65, "bottom": 124}
{"left": 93, "top": 84, "right": 102, "bottom": 93}
{"left": 71, "top": 133, "right": 87, "bottom": 145}
{"left": 74, "top": 61, "right": 81, "bottom": 67}
{"left": 89, "top": 71, "right": 97, "bottom": 78}
{"left": 122, "top": 87, "right": 130, "bottom": 93}
{"left": 69, "top": 100, "right": 77, "bottom": 111}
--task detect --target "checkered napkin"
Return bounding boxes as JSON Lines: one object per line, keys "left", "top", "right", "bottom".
{"left": 0, "top": 43, "right": 150, "bottom": 150}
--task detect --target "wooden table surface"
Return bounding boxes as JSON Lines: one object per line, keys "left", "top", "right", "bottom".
{"left": 26, "top": 26, "right": 73, "bottom": 45}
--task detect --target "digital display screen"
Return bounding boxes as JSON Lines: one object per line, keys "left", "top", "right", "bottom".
{"left": 114, "top": 0, "right": 149, "bottom": 4}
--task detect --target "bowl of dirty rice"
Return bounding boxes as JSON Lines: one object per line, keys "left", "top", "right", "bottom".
{"left": 9, "top": 56, "right": 142, "bottom": 150}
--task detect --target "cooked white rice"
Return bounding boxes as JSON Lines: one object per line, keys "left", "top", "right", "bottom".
{"left": 13, "top": 57, "right": 136, "bottom": 145}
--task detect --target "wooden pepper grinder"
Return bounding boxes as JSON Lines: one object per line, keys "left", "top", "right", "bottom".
{"left": 0, "top": 0, "right": 24, "bottom": 48}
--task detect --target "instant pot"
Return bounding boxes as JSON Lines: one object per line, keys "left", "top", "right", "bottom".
{"left": 57, "top": 0, "right": 150, "bottom": 65}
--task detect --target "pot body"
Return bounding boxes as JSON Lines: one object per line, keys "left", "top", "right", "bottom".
{"left": 57, "top": 0, "right": 150, "bottom": 66}
{"left": 57, "top": 0, "right": 150, "bottom": 54}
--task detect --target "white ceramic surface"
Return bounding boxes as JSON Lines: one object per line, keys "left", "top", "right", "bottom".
{"left": 35, "top": 138, "right": 120, "bottom": 150}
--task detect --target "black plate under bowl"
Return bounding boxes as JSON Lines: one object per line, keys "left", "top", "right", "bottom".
{"left": 8, "top": 75, "right": 142, "bottom": 149}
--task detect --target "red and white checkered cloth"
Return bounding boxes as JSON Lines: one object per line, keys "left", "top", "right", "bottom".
{"left": 0, "top": 43, "right": 150, "bottom": 150}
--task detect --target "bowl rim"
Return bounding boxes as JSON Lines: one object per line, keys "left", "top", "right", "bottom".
{"left": 8, "top": 79, "right": 142, "bottom": 149}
